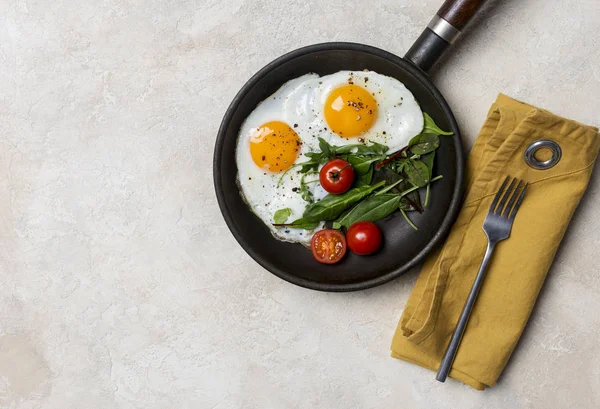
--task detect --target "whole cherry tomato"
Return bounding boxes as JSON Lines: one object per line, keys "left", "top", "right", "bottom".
{"left": 346, "top": 221, "right": 382, "bottom": 255}
{"left": 319, "top": 159, "right": 355, "bottom": 194}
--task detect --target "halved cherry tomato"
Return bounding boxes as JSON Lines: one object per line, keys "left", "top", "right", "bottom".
{"left": 311, "top": 229, "right": 347, "bottom": 264}
{"left": 319, "top": 159, "right": 355, "bottom": 194}
{"left": 346, "top": 221, "right": 382, "bottom": 255}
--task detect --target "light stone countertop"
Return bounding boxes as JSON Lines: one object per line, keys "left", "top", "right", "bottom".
{"left": 2, "top": 0, "right": 600, "bottom": 408}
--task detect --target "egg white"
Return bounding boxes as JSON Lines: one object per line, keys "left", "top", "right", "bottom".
{"left": 316, "top": 71, "right": 424, "bottom": 151}
{"left": 236, "top": 74, "right": 326, "bottom": 245}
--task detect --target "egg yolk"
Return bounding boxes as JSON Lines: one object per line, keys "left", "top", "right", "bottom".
{"left": 250, "top": 121, "right": 301, "bottom": 172}
{"left": 324, "top": 84, "right": 377, "bottom": 137}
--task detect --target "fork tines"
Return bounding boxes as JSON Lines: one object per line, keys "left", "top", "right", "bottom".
{"left": 490, "top": 176, "right": 528, "bottom": 219}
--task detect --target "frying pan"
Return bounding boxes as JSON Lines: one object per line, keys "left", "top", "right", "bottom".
{"left": 214, "top": 0, "right": 488, "bottom": 291}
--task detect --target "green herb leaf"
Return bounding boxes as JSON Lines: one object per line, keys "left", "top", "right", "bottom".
{"left": 408, "top": 133, "right": 421, "bottom": 148}
{"left": 346, "top": 155, "right": 371, "bottom": 175}
{"left": 286, "top": 139, "right": 388, "bottom": 178}
{"left": 376, "top": 156, "right": 407, "bottom": 174}
{"left": 300, "top": 162, "right": 319, "bottom": 173}
{"left": 375, "top": 178, "right": 404, "bottom": 195}
{"left": 355, "top": 165, "right": 374, "bottom": 187}
{"left": 422, "top": 151, "right": 435, "bottom": 207}
{"left": 405, "top": 160, "right": 430, "bottom": 187}
{"left": 393, "top": 158, "right": 408, "bottom": 173}
{"left": 336, "top": 194, "right": 402, "bottom": 228}
{"left": 409, "top": 133, "right": 440, "bottom": 155}
{"left": 318, "top": 137, "right": 333, "bottom": 157}
{"left": 298, "top": 172, "right": 316, "bottom": 203}
{"left": 399, "top": 197, "right": 414, "bottom": 211}
{"left": 423, "top": 112, "right": 453, "bottom": 136}
{"left": 273, "top": 217, "right": 319, "bottom": 230}
{"left": 406, "top": 112, "right": 451, "bottom": 156}
{"left": 346, "top": 154, "right": 385, "bottom": 175}
{"left": 373, "top": 168, "right": 421, "bottom": 211}
{"left": 400, "top": 209, "right": 418, "bottom": 231}
{"left": 273, "top": 208, "right": 292, "bottom": 225}
{"left": 405, "top": 189, "right": 423, "bottom": 213}
{"left": 422, "top": 151, "right": 436, "bottom": 179}
{"left": 376, "top": 146, "right": 409, "bottom": 169}
{"left": 302, "top": 180, "right": 386, "bottom": 222}
{"left": 334, "top": 142, "right": 389, "bottom": 155}
{"left": 399, "top": 180, "right": 423, "bottom": 212}
{"left": 304, "top": 152, "right": 322, "bottom": 159}
{"left": 373, "top": 166, "right": 403, "bottom": 187}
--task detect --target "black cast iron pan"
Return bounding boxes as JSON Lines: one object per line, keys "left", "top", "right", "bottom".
{"left": 214, "top": 0, "right": 488, "bottom": 291}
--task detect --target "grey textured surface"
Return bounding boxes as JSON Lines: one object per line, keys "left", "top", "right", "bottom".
{"left": 1, "top": 0, "right": 600, "bottom": 408}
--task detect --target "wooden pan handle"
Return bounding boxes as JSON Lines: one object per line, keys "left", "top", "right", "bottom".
{"left": 404, "top": 0, "right": 489, "bottom": 72}
{"left": 437, "top": 0, "right": 487, "bottom": 30}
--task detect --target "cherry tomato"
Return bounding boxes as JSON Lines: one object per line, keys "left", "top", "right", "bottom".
{"left": 319, "top": 159, "right": 355, "bottom": 194}
{"left": 311, "top": 229, "right": 347, "bottom": 264}
{"left": 346, "top": 222, "right": 382, "bottom": 255}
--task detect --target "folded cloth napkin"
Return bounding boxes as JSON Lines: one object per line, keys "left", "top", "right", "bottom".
{"left": 390, "top": 93, "right": 600, "bottom": 390}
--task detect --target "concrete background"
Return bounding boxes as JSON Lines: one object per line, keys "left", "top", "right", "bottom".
{"left": 1, "top": 0, "right": 600, "bottom": 408}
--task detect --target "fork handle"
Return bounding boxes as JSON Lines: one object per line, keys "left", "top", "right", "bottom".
{"left": 436, "top": 241, "right": 497, "bottom": 382}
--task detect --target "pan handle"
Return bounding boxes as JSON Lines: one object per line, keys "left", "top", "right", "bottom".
{"left": 405, "top": 0, "right": 488, "bottom": 73}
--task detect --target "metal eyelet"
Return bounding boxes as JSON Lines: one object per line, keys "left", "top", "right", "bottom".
{"left": 524, "top": 140, "right": 562, "bottom": 170}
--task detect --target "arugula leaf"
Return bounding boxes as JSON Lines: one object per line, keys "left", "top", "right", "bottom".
{"left": 299, "top": 172, "right": 317, "bottom": 203}
{"left": 405, "top": 159, "right": 430, "bottom": 187}
{"left": 301, "top": 180, "right": 386, "bottom": 222}
{"left": 273, "top": 208, "right": 292, "bottom": 225}
{"left": 336, "top": 194, "right": 402, "bottom": 228}
{"left": 423, "top": 112, "right": 453, "bottom": 136}
{"left": 319, "top": 137, "right": 333, "bottom": 157}
{"left": 409, "top": 133, "right": 440, "bottom": 155}
{"left": 282, "top": 138, "right": 389, "bottom": 181}
{"left": 304, "top": 151, "right": 320, "bottom": 158}
{"left": 300, "top": 162, "right": 319, "bottom": 173}
{"left": 278, "top": 160, "right": 318, "bottom": 186}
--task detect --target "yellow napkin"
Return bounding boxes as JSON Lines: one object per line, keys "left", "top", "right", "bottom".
{"left": 391, "top": 94, "right": 600, "bottom": 390}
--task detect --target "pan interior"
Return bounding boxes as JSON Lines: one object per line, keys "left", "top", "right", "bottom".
{"left": 214, "top": 44, "right": 462, "bottom": 291}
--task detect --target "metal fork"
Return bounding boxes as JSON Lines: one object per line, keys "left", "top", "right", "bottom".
{"left": 436, "top": 176, "right": 528, "bottom": 383}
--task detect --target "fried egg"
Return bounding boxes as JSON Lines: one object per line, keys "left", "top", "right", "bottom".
{"left": 236, "top": 71, "right": 423, "bottom": 245}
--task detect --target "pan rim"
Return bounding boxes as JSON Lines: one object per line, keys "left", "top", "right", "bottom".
{"left": 213, "top": 42, "right": 464, "bottom": 292}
